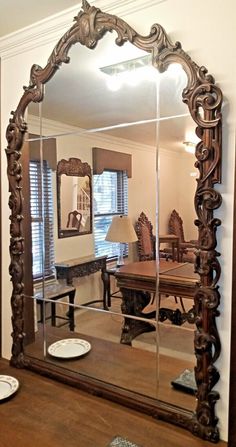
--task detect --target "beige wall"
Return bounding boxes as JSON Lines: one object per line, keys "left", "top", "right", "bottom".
{"left": 28, "top": 115, "right": 197, "bottom": 305}
{"left": 28, "top": 114, "right": 196, "bottom": 268}
{"left": 28, "top": 115, "right": 157, "bottom": 303}
{"left": 29, "top": 115, "right": 157, "bottom": 263}
{"left": 159, "top": 148, "right": 197, "bottom": 241}
{"left": 1, "top": 0, "right": 236, "bottom": 441}
{"left": 177, "top": 153, "right": 198, "bottom": 241}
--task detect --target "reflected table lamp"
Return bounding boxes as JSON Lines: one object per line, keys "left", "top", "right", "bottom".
{"left": 105, "top": 215, "right": 138, "bottom": 267}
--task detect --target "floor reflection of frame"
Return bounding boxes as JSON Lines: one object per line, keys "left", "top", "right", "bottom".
{"left": 26, "top": 295, "right": 196, "bottom": 411}
{"left": 171, "top": 369, "right": 197, "bottom": 395}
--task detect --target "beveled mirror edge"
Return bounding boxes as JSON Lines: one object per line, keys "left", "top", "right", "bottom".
{"left": 5, "top": 0, "right": 223, "bottom": 442}
{"left": 56, "top": 157, "right": 92, "bottom": 238}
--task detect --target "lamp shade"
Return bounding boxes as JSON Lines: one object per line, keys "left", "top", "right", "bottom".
{"left": 105, "top": 215, "right": 138, "bottom": 243}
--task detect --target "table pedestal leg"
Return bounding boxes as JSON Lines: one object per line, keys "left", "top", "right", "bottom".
{"left": 120, "top": 288, "right": 156, "bottom": 345}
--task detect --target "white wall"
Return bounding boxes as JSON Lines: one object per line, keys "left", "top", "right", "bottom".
{"left": 1, "top": 0, "right": 236, "bottom": 441}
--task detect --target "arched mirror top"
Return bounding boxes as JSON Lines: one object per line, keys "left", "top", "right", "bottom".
{"left": 7, "top": 0, "right": 223, "bottom": 189}
{"left": 5, "top": 0, "right": 223, "bottom": 443}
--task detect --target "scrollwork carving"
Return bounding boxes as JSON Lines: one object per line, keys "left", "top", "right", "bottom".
{"left": 57, "top": 157, "right": 91, "bottom": 177}
{"left": 5, "top": 0, "right": 222, "bottom": 442}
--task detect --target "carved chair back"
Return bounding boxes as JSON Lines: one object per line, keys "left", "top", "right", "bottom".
{"left": 168, "top": 209, "right": 197, "bottom": 262}
{"left": 135, "top": 212, "right": 155, "bottom": 261}
{"left": 168, "top": 209, "right": 185, "bottom": 243}
{"left": 67, "top": 210, "right": 82, "bottom": 230}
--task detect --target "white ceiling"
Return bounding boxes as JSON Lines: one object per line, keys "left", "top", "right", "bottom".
{"left": 28, "top": 34, "right": 196, "bottom": 151}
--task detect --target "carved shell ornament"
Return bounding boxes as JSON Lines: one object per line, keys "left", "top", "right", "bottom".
{"left": 5, "top": 0, "right": 223, "bottom": 442}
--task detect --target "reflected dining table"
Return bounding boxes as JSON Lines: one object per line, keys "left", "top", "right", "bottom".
{"left": 115, "top": 259, "right": 198, "bottom": 345}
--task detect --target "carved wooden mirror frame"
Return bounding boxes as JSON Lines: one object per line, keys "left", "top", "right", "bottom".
{"left": 5, "top": 1, "right": 222, "bottom": 442}
{"left": 57, "top": 157, "right": 92, "bottom": 238}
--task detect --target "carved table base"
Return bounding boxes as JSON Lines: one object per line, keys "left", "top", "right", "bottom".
{"left": 159, "top": 306, "right": 196, "bottom": 326}
{"left": 119, "top": 288, "right": 196, "bottom": 345}
{"left": 120, "top": 288, "right": 156, "bottom": 345}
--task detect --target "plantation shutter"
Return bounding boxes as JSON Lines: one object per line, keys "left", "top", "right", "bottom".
{"left": 93, "top": 170, "right": 128, "bottom": 258}
{"left": 29, "top": 160, "right": 55, "bottom": 280}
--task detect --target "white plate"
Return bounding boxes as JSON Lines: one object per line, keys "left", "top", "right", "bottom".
{"left": 0, "top": 375, "right": 19, "bottom": 400}
{"left": 48, "top": 338, "right": 91, "bottom": 359}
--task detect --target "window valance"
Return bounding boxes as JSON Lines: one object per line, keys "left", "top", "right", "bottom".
{"left": 28, "top": 134, "right": 57, "bottom": 171}
{"left": 92, "top": 147, "right": 132, "bottom": 178}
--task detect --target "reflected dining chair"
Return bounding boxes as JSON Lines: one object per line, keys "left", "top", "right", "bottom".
{"left": 135, "top": 211, "right": 185, "bottom": 314}
{"left": 168, "top": 209, "right": 198, "bottom": 263}
{"left": 135, "top": 212, "right": 156, "bottom": 311}
{"left": 66, "top": 210, "right": 82, "bottom": 231}
{"left": 135, "top": 212, "right": 156, "bottom": 261}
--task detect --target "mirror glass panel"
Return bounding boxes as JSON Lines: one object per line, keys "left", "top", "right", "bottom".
{"left": 25, "top": 294, "right": 158, "bottom": 399}
{"left": 23, "top": 32, "right": 205, "bottom": 413}
{"left": 24, "top": 33, "right": 162, "bottom": 400}
{"left": 157, "top": 64, "right": 199, "bottom": 410}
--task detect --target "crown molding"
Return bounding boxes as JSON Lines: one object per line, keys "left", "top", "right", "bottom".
{"left": 28, "top": 114, "right": 156, "bottom": 154}
{"left": 158, "top": 146, "right": 183, "bottom": 158}
{"left": 0, "top": 0, "right": 166, "bottom": 60}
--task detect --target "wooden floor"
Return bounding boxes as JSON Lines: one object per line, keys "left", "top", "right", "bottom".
{"left": 25, "top": 325, "right": 196, "bottom": 410}
{"left": 0, "top": 359, "right": 227, "bottom": 447}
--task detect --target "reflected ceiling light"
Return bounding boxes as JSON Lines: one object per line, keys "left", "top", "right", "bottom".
{"left": 106, "top": 75, "right": 122, "bottom": 92}
{"left": 100, "top": 54, "right": 158, "bottom": 90}
{"left": 183, "top": 141, "right": 196, "bottom": 154}
{"left": 167, "top": 63, "right": 184, "bottom": 76}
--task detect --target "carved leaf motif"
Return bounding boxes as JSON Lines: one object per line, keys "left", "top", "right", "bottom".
{"left": 57, "top": 158, "right": 91, "bottom": 177}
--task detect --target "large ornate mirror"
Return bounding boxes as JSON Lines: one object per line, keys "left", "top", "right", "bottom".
{"left": 6, "top": 1, "right": 222, "bottom": 442}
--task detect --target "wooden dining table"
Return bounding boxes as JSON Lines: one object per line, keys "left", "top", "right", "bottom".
{"left": 115, "top": 259, "right": 198, "bottom": 344}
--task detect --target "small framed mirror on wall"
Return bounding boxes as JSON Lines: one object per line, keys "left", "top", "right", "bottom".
{"left": 5, "top": 0, "right": 224, "bottom": 443}
{"left": 57, "top": 157, "right": 92, "bottom": 238}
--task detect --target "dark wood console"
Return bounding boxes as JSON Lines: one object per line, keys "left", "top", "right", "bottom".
{"left": 55, "top": 255, "right": 107, "bottom": 308}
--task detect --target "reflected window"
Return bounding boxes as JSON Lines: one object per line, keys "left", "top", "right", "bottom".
{"left": 93, "top": 170, "right": 128, "bottom": 258}
{"left": 29, "top": 160, "right": 55, "bottom": 279}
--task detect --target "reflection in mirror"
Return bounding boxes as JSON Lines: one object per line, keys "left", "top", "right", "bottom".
{"left": 25, "top": 31, "right": 161, "bottom": 403}
{"left": 25, "top": 47, "right": 199, "bottom": 410}
{"left": 24, "top": 39, "right": 201, "bottom": 414}
{"left": 157, "top": 64, "right": 199, "bottom": 409}
{"left": 57, "top": 157, "right": 92, "bottom": 238}
{"left": 25, "top": 295, "right": 159, "bottom": 399}
{"left": 24, "top": 38, "right": 201, "bottom": 415}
